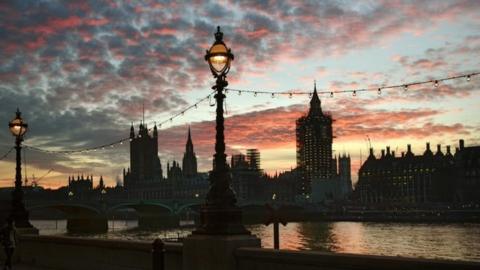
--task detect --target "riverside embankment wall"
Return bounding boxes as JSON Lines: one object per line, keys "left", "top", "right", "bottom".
{"left": 11, "top": 235, "right": 182, "bottom": 270}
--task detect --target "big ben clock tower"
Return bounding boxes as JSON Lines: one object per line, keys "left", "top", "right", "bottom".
{"left": 296, "top": 82, "right": 334, "bottom": 194}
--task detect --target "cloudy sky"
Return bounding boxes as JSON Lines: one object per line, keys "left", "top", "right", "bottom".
{"left": 0, "top": 0, "right": 479, "bottom": 188}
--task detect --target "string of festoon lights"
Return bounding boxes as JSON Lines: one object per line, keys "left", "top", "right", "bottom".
{"left": 24, "top": 90, "right": 216, "bottom": 154}
{"left": 0, "top": 147, "right": 14, "bottom": 161}
{"left": 225, "top": 72, "right": 478, "bottom": 98}
{"left": 22, "top": 71, "right": 478, "bottom": 155}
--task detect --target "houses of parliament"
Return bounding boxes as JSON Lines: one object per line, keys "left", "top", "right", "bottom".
{"left": 122, "top": 123, "right": 207, "bottom": 200}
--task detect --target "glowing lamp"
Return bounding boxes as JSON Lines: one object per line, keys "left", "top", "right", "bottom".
{"left": 205, "top": 26, "right": 234, "bottom": 77}
{"left": 9, "top": 109, "right": 28, "bottom": 138}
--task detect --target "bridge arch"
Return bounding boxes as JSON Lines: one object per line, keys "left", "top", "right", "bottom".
{"left": 28, "top": 203, "right": 102, "bottom": 216}
{"left": 176, "top": 203, "right": 202, "bottom": 215}
{"left": 109, "top": 201, "right": 174, "bottom": 213}
{"left": 27, "top": 203, "right": 107, "bottom": 233}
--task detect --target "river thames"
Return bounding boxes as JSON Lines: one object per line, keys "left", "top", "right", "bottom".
{"left": 31, "top": 220, "right": 480, "bottom": 262}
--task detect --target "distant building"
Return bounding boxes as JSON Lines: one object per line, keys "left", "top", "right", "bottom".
{"left": 246, "top": 149, "right": 261, "bottom": 171}
{"left": 338, "top": 154, "right": 353, "bottom": 196}
{"left": 296, "top": 83, "right": 335, "bottom": 194}
{"left": 68, "top": 174, "right": 93, "bottom": 200}
{"left": 453, "top": 140, "right": 480, "bottom": 203}
{"left": 266, "top": 169, "right": 300, "bottom": 203}
{"left": 356, "top": 139, "right": 480, "bottom": 205}
{"left": 311, "top": 154, "right": 352, "bottom": 203}
{"left": 67, "top": 174, "right": 106, "bottom": 200}
{"left": 230, "top": 151, "right": 264, "bottom": 202}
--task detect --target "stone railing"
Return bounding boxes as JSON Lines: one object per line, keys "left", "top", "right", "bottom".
{"left": 235, "top": 247, "right": 480, "bottom": 270}
{"left": 13, "top": 234, "right": 184, "bottom": 270}
{"left": 18, "top": 235, "right": 152, "bottom": 270}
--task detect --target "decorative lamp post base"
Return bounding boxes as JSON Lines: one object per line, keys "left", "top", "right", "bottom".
{"left": 194, "top": 206, "right": 249, "bottom": 235}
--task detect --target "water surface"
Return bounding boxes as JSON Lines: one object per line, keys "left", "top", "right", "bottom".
{"left": 31, "top": 220, "right": 480, "bottom": 262}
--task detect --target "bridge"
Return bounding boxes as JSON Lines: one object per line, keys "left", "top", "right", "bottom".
{"left": 25, "top": 199, "right": 305, "bottom": 233}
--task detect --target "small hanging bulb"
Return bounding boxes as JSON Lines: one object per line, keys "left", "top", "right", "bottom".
{"left": 403, "top": 85, "right": 408, "bottom": 91}
{"left": 377, "top": 88, "right": 382, "bottom": 95}
{"left": 352, "top": 90, "right": 357, "bottom": 97}
{"left": 271, "top": 93, "right": 275, "bottom": 98}
{"left": 238, "top": 91, "right": 241, "bottom": 96}
{"left": 289, "top": 93, "right": 293, "bottom": 99}
{"left": 225, "top": 89, "right": 229, "bottom": 94}
{"left": 181, "top": 111, "right": 185, "bottom": 116}
{"left": 434, "top": 80, "right": 439, "bottom": 88}
{"left": 330, "top": 92, "right": 334, "bottom": 98}
{"left": 120, "top": 141, "right": 123, "bottom": 145}
{"left": 309, "top": 92, "right": 312, "bottom": 98}
{"left": 194, "top": 104, "right": 197, "bottom": 109}
{"left": 169, "top": 118, "right": 173, "bottom": 122}
{"left": 254, "top": 92, "right": 257, "bottom": 97}
{"left": 466, "top": 75, "right": 471, "bottom": 82}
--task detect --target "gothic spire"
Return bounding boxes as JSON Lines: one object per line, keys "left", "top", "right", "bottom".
{"left": 186, "top": 126, "right": 193, "bottom": 150}
{"left": 183, "top": 126, "right": 198, "bottom": 177}
{"left": 130, "top": 122, "right": 135, "bottom": 139}
{"left": 153, "top": 122, "right": 158, "bottom": 138}
{"left": 308, "top": 80, "right": 322, "bottom": 116}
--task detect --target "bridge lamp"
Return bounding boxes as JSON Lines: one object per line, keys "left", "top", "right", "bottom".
{"left": 8, "top": 108, "right": 34, "bottom": 229}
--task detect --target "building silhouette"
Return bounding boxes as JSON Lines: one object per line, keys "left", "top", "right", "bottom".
{"left": 68, "top": 174, "right": 93, "bottom": 200}
{"left": 230, "top": 149, "right": 265, "bottom": 201}
{"left": 67, "top": 174, "right": 107, "bottom": 200}
{"left": 454, "top": 140, "right": 480, "bottom": 203}
{"left": 182, "top": 127, "right": 198, "bottom": 178}
{"left": 296, "top": 83, "right": 335, "bottom": 194}
{"left": 124, "top": 123, "right": 163, "bottom": 190}
{"left": 356, "top": 139, "right": 480, "bottom": 205}
{"left": 246, "top": 149, "right": 261, "bottom": 171}
{"left": 338, "top": 154, "right": 353, "bottom": 196}
{"left": 122, "top": 124, "right": 208, "bottom": 200}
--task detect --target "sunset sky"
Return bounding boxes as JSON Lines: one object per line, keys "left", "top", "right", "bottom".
{"left": 0, "top": 0, "right": 479, "bottom": 189}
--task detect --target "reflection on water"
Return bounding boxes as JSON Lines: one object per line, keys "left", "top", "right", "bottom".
{"left": 30, "top": 220, "right": 480, "bottom": 262}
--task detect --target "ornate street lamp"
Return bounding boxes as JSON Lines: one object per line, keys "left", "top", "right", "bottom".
{"left": 195, "top": 27, "right": 247, "bottom": 235}
{"left": 8, "top": 108, "right": 34, "bottom": 228}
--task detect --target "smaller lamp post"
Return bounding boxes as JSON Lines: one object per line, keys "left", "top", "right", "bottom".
{"left": 8, "top": 108, "right": 34, "bottom": 228}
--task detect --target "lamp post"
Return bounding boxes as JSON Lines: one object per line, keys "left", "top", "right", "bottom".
{"left": 8, "top": 108, "right": 34, "bottom": 228}
{"left": 196, "top": 26, "right": 247, "bottom": 235}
